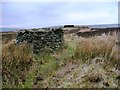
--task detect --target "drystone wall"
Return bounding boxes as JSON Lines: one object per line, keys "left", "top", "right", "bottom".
{"left": 16, "top": 28, "right": 64, "bottom": 54}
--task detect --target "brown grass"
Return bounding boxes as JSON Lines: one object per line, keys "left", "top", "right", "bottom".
{"left": 41, "top": 32, "right": 119, "bottom": 88}
{"left": 74, "top": 32, "right": 119, "bottom": 67}
{"left": 2, "top": 31, "right": 119, "bottom": 88}
{"left": 1, "top": 32, "right": 17, "bottom": 44}
{"left": 2, "top": 41, "right": 34, "bottom": 87}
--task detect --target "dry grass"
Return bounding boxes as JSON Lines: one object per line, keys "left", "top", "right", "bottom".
{"left": 1, "top": 32, "right": 17, "bottom": 44}
{"left": 2, "top": 41, "right": 34, "bottom": 88}
{"left": 74, "top": 32, "right": 119, "bottom": 67}
{"left": 40, "top": 32, "right": 120, "bottom": 88}
{"left": 2, "top": 31, "right": 119, "bottom": 88}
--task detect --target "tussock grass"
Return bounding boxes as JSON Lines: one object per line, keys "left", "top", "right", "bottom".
{"left": 40, "top": 32, "right": 119, "bottom": 88}
{"left": 2, "top": 31, "right": 119, "bottom": 88}
{"left": 74, "top": 32, "right": 119, "bottom": 67}
{"left": 2, "top": 41, "right": 34, "bottom": 88}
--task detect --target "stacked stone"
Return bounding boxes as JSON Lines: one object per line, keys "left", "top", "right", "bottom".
{"left": 16, "top": 28, "right": 64, "bottom": 54}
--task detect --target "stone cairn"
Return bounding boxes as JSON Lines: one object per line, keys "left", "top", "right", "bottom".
{"left": 16, "top": 28, "right": 64, "bottom": 54}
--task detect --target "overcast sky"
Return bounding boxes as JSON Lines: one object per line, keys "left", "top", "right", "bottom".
{"left": 2, "top": 1, "right": 119, "bottom": 28}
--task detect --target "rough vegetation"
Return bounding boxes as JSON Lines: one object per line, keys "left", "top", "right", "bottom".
{"left": 42, "top": 32, "right": 119, "bottom": 88}
{"left": 1, "top": 28, "right": 120, "bottom": 88}
{"left": 2, "top": 42, "right": 34, "bottom": 88}
{"left": 1, "top": 32, "right": 17, "bottom": 44}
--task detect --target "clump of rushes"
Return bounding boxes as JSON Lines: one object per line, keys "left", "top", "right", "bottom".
{"left": 2, "top": 42, "right": 34, "bottom": 88}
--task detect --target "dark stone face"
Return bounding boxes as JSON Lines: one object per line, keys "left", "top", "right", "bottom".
{"left": 16, "top": 28, "right": 64, "bottom": 54}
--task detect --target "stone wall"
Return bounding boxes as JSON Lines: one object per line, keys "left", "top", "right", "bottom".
{"left": 16, "top": 28, "right": 64, "bottom": 54}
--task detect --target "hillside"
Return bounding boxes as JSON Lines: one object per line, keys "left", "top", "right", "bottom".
{"left": 1, "top": 27, "right": 120, "bottom": 88}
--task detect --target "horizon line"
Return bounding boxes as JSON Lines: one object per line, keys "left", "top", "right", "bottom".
{"left": 0, "top": 23, "right": 119, "bottom": 28}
